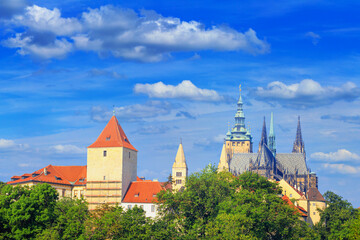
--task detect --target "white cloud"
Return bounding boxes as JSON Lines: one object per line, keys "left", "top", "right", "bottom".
{"left": 91, "top": 100, "right": 176, "bottom": 122}
{"left": 323, "top": 163, "right": 360, "bottom": 174}
{"left": 254, "top": 79, "right": 360, "bottom": 108}
{"left": 2, "top": 4, "right": 269, "bottom": 61}
{"left": 134, "top": 80, "right": 224, "bottom": 101}
{"left": 3, "top": 33, "right": 72, "bottom": 59}
{"left": 50, "top": 144, "right": 85, "bottom": 154}
{"left": 11, "top": 5, "right": 82, "bottom": 36}
{"left": 305, "top": 31, "right": 320, "bottom": 45}
{"left": 18, "top": 163, "right": 30, "bottom": 167}
{"left": 0, "top": 138, "right": 29, "bottom": 150}
{"left": 311, "top": 149, "right": 360, "bottom": 162}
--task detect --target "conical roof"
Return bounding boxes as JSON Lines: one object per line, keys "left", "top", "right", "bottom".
{"left": 173, "top": 143, "right": 187, "bottom": 168}
{"left": 88, "top": 116, "right": 137, "bottom": 151}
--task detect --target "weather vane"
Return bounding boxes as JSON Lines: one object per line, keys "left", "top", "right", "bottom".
{"left": 239, "top": 84, "right": 241, "bottom": 93}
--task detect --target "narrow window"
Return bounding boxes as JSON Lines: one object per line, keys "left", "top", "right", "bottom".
{"left": 129, "top": 152, "right": 130, "bottom": 158}
{"left": 289, "top": 194, "right": 292, "bottom": 198}
{"left": 313, "top": 212, "right": 316, "bottom": 215}
{"left": 128, "top": 205, "right": 132, "bottom": 209}
{"left": 62, "top": 189, "right": 66, "bottom": 197}
{"left": 176, "top": 179, "right": 182, "bottom": 184}
{"left": 151, "top": 205, "right": 155, "bottom": 212}
{"left": 176, "top": 172, "right": 182, "bottom": 177}
{"left": 140, "top": 205, "right": 144, "bottom": 209}
{"left": 313, "top": 203, "right": 315, "bottom": 206}
{"left": 103, "top": 150, "right": 107, "bottom": 157}
{"left": 74, "top": 190, "right": 78, "bottom": 198}
{"left": 103, "top": 176, "right": 106, "bottom": 180}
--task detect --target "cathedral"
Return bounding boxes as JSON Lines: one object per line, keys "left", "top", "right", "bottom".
{"left": 218, "top": 85, "right": 318, "bottom": 194}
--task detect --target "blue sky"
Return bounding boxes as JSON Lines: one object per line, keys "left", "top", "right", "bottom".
{"left": 1, "top": 0, "right": 360, "bottom": 206}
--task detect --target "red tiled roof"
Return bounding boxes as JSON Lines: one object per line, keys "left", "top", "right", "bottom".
{"left": 88, "top": 116, "right": 137, "bottom": 151}
{"left": 282, "top": 195, "right": 307, "bottom": 217}
{"left": 7, "top": 165, "right": 87, "bottom": 186}
{"left": 122, "top": 181, "right": 165, "bottom": 203}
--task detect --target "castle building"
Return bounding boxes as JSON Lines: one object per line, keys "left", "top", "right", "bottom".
{"left": 7, "top": 115, "right": 180, "bottom": 216}
{"left": 86, "top": 115, "right": 138, "bottom": 210}
{"left": 172, "top": 142, "right": 188, "bottom": 191}
{"left": 218, "top": 85, "right": 318, "bottom": 194}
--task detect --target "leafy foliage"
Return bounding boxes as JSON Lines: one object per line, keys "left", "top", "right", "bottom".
{"left": 157, "top": 165, "right": 314, "bottom": 239}
{"left": 315, "top": 191, "right": 359, "bottom": 240}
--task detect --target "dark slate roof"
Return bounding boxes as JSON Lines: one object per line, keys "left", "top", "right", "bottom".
{"left": 307, "top": 188, "right": 325, "bottom": 202}
{"left": 229, "top": 151, "right": 308, "bottom": 176}
{"left": 230, "top": 153, "right": 257, "bottom": 175}
{"left": 256, "top": 144, "right": 274, "bottom": 167}
{"left": 276, "top": 153, "right": 308, "bottom": 175}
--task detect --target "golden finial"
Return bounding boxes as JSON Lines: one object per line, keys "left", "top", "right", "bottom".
{"left": 239, "top": 84, "right": 242, "bottom": 93}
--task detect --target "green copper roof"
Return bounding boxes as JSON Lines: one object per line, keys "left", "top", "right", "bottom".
{"left": 225, "top": 84, "right": 252, "bottom": 142}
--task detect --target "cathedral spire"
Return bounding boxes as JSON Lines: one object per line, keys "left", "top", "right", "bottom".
{"left": 172, "top": 142, "right": 188, "bottom": 191}
{"left": 292, "top": 116, "right": 305, "bottom": 154}
{"left": 258, "top": 117, "right": 267, "bottom": 152}
{"left": 218, "top": 142, "right": 229, "bottom": 171}
{"left": 268, "top": 112, "right": 276, "bottom": 156}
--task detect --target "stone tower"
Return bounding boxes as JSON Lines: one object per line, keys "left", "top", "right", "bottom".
{"left": 86, "top": 116, "right": 138, "bottom": 210}
{"left": 268, "top": 112, "right": 276, "bottom": 156}
{"left": 292, "top": 116, "right": 305, "bottom": 154}
{"left": 225, "top": 84, "right": 253, "bottom": 158}
{"left": 172, "top": 142, "right": 188, "bottom": 191}
{"left": 218, "top": 142, "right": 229, "bottom": 171}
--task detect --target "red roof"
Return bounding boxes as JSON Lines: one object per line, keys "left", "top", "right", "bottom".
{"left": 8, "top": 165, "right": 87, "bottom": 186}
{"left": 122, "top": 181, "right": 165, "bottom": 203}
{"left": 88, "top": 116, "right": 137, "bottom": 151}
{"left": 282, "top": 195, "right": 307, "bottom": 217}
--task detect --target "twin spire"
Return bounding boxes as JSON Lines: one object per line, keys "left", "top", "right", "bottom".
{"left": 292, "top": 116, "right": 305, "bottom": 154}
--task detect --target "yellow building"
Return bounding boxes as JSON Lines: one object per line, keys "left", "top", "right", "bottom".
{"left": 86, "top": 115, "right": 138, "bottom": 210}
{"left": 172, "top": 142, "right": 188, "bottom": 191}
{"left": 279, "top": 179, "right": 326, "bottom": 225}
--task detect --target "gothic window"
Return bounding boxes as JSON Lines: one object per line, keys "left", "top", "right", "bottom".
{"left": 176, "top": 172, "right": 182, "bottom": 177}
{"left": 176, "top": 180, "right": 182, "bottom": 184}
{"left": 103, "top": 150, "right": 107, "bottom": 157}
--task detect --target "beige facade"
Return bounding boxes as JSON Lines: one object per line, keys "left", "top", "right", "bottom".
{"left": 172, "top": 143, "right": 188, "bottom": 191}
{"left": 279, "top": 179, "right": 326, "bottom": 225}
{"left": 86, "top": 146, "right": 137, "bottom": 210}
{"left": 218, "top": 143, "right": 229, "bottom": 171}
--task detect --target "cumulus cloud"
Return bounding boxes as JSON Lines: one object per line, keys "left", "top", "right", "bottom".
{"left": 0, "top": 138, "right": 29, "bottom": 150}
{"left": 135, "top": 125, "right": 170, "bottom": 135}
{"left": 134, "top": 80, "right": 224, "bottom": 102}
{"left": 2, "top": 4, "right": 269, "bottom": 61}
{"left": 49, "top": 144, "right": 85, "bottom": 154}
{"left": 305, "top": 31, "right": 320, "bottom": 45}
{"left": 253, "top": 79, "right": 360, "bottom": 108}
{"left": 322, "top": 163, "right": 360, "bottom": 174}
{"left": 91, "top": 100, "right": 176, "bottom": 122}
{"left": 311, "top": 149, "right": 360, "bottom": 162}
{"left": 321, "top": 114, "right": 360, "bottom": 125}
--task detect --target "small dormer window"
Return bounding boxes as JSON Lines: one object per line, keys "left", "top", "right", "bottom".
{"left": 106, "top": 136, "right": 111, "bottom": 141}
{"left": 55, "top": 176, "right": 62, "bottom": 181}
{"left": 134, "top": 193, "right": 139, "bottom": 197}
{"left": 124, "top": 138, "right": 129, "bottom": 143}
{"left": 79, "top": 178, "right": 85, "bottom": 182}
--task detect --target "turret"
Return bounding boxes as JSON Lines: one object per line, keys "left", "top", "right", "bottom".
{"left": 172, "top": 142, "right": 188, "bottom": 191}
{"left": 268, "top": 112, "right": 276, "bottom": 156}
{"left": 218, "top": 142, "right": 229, "bottom": 171}
{"left": 292, "top": 116, "right": 305, "bottom": 154}
{"left": 258, "top": 117, "right": 267, "bottom": 152}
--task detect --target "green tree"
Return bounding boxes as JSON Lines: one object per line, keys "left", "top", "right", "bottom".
{"left": 81, "top": 204, "right": 150, "bottom": 240}
{"left": 0, "top": 183, "right": 58, "bottom": 240}
{"left": 36, "top": 197, "right": 89, "bottom": 239}
{"left": 157, "top": 166, "right": 313, "bottom": 239}
{"left": 315, "top": 191, "right": 358, "bottom": 240}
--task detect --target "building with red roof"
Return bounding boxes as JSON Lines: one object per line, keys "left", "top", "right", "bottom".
{"left": 8, "top": 165, "right": 86, "bottom": 198}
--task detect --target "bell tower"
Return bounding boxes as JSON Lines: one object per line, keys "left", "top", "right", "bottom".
{"left": 172, "top": 142, "right": 188, "bottom": 191}
{"left": 225, "top": 84, "right": 253, "bottom": 157}
{"left": 86, "top": 116, "right": 138, "bottom": 210}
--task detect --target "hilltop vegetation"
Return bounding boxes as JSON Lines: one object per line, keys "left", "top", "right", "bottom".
{"left": 0, "top": 169, "right": 358, "bottom": 239}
